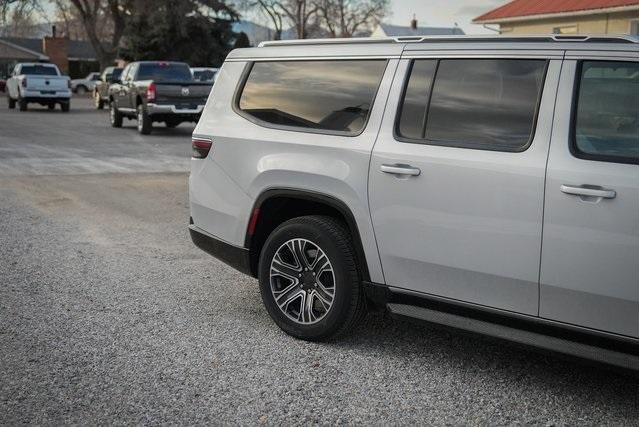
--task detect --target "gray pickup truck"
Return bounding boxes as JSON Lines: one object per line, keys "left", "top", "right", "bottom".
{"left": 108, "top": 61, "right": 212, "bottom": 134}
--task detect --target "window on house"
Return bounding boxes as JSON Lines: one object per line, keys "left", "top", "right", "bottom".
{"left": 552, "top": 25, "right": 578, "bottom": 34}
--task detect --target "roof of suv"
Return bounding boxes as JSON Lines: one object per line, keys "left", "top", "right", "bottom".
{"left": 226, "top": 34, "right": 639, "bottom": 61}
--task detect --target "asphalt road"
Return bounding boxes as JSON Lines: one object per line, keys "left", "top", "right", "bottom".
{"left": 1, "top": 96, "right": 638, "bottom": 425}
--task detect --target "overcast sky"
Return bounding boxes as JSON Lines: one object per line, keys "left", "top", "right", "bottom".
{"left": 390, "top": 0, "right": 507, "bottom": 34}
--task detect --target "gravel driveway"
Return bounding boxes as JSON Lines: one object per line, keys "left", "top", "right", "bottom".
{"left": 1, "top": 97, "right": 638, "bottom": 425}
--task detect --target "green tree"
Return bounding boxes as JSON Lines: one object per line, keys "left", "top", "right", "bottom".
{"left": 121, "top": 0, "right": 239, "bottom": 67}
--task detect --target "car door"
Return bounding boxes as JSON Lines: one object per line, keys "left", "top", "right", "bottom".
{"left": 368, "top": 51, "right": 562, "bottom": 315}
{"left": 540, "top": 54, "right": 639, "bottom": 338}
{"left": 122, "top": 63, "right": 137, "bottom": 109}
{"left": 114, "top": 64, "right": 130, "bottom": 109}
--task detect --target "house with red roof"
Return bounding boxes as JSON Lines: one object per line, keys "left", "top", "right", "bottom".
{"left": 473, "top": 0, "right": 639, "bottom": 35}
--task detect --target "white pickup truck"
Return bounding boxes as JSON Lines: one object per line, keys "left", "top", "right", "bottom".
{"left": 6, "top": 63, "right": 71, "bottom": 112}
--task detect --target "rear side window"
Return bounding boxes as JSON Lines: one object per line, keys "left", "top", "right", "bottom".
{"left": 574, "top": 61, "right": 639, "bottom": 164}
{"left": 397, "top": 59, "right": 547, "bottom": 151}
{"left": 20, "top": 65, "right": 58, "bottom": 76}
{"left": 237, "top": 60, "right": 387, "bottom": 134}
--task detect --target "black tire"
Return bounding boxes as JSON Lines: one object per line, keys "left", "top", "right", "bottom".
{"left": 258, "top": 215, "right": 366, "bottom": 341}
{"left": 109, "top": 101, "right": 123, "bottom": 128}
{"left": 8, "top": 97, "right": 15, "bottom": 109}
{"left": 18, "top": 97, "right": 27, "bottom": 111}
{"left": 94, "top": 92, "right": 104, "bottom": 109}
{"left": 136, "top": 104, "right": 152, "bottom": 135}
{"left": 61, "top": 102, "right": 70, "bottom": 112}
{"left": 48, "top": 103, "right": 55, "bottom": 110}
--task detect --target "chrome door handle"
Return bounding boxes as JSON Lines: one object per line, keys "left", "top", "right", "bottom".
{"left": 380, "top": 164, "right": 421, "bottom": 176}
{"left": 560, "top": 185, "right": 616, "bottom": 199}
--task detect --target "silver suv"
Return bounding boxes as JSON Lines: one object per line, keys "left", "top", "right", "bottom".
{"left": 189, "top": 35, "right": 639, "bottom": 369}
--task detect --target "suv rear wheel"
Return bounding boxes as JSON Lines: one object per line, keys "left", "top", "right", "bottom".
{"left": 258, "top": 216, "right": 366, "bottom": 341}
{"left": 137, "top": 104, "right": 152, "bottom": 134}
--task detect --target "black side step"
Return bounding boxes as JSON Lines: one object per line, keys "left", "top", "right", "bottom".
{"left": 387, "top": 303, "right": 639, "bottom": 371}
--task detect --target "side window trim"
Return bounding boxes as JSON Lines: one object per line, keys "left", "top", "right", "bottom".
{"left": 232, "top": 59, "right": 389, "bottom": 138}
{"left": 393, "top": 58, "right": 550, "bottom": 153}
{"left": 569, "top": 59, "right": 639, "bottom": 166}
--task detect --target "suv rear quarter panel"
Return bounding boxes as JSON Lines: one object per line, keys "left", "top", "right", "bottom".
{"left": 191, "top": 59, "right": 400, "bottom": 284}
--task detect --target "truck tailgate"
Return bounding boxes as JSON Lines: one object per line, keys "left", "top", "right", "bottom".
{"left": 26, "top": 76, "right": 68, "bottom": 91}
{"left": 155, "top": 83, "right": 212, "bottom": 105}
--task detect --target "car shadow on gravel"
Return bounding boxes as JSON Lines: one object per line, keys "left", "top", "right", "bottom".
{"left": 336, "top": 311, "right": 639, "bottom": 403}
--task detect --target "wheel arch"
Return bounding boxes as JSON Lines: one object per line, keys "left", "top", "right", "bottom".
{"left": 245, "top": 189, "right": 371, "bottom": 282}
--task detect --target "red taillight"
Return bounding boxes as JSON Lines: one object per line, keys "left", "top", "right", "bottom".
{"left": 146, "top": 82, "right": 156, "bottom": 102}
{"left": 192, "top": 138, "right": 212, "bottom": 159}
{"left": 21, "top": 78, "right": 27, "bottom": 88}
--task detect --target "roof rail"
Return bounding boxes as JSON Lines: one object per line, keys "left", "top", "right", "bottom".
{"left": 258, "top": 34, "right": 639, "bottom": 47}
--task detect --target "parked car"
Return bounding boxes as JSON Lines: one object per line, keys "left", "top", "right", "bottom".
{"left": 189, "top": 35, "right": 639, "bottom": 370}
{"left": 6, "top": 63, "right": 71, "bottom": 111}
{"left": 108, "top": 61, "right": 212, "bottom": 134}
{"left": 93, "top": 66, "right": 123, "bottom": 109}
{"left": 191, "top": 67, "right": 218, "bottom": 82}
{"left": 71, "top": 72, "right": 100, "bottom": 94}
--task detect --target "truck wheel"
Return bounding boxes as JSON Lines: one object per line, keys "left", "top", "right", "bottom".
{"left": 258, "top": 215, "right": 366, "bottom": 341}
{"left": 94, "top": 92, "right": 104, "bottom": 109}
{"left": 48, "top": 103, "right": 55, "bottom": 110}
{"left": 109, "top": 101, "right": 123, "bottom": 128}
{"left": 8, "top": 97, "right": 15, "bottom": 109}
{"left": 61, "top": 102, "right": 70, "bottom": 112}
{"left": 18, "top": 97, "right": 27, "bottom": 111}
{"left": 137, "top": 104, "right": 152, "bottom": 135}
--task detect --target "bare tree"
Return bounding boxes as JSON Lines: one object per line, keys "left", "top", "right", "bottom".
{"left": 316, "top": 0, "right": 388, "bottom": 38}
{"left": 0, "top": 0, "right": 44, "bottom": 36}
{"left": 239, "top": 0, "right": 318, "bottom": 40}
{"left": 238, "top": 0, "right": 284, "bottom": 40}
{"left": 277, "top": 0, "right": 318, "bottom": 39}
{"left": 256, "top": 0, "right": 284, "bottom": 40}
{"left": 64, "top": 0, "right": 132, "bottom": 68}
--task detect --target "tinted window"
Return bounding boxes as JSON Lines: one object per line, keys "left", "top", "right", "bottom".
{"left": 193, "top": 70, "right": 216, "bottom": 81}
{"left": 137, "top": 63, "right": 193, "bottom": 81}
{"left": 575, "top": 61, "right": 639, "bottom": 163}
{"left": 398, "top": 59, "right": 546, "bottom": 151}
{"left": 111, "top": 68, "right": 123, "bottom": 79}
{"left": 397, "top": 60, "right": 437, "bottom": 139}
{"left": 238, "top": 60, "right": 386, "bottom": 134}
{"left": 121, "top": 65, "right": 132, "bottom": 81}
{"left": 20, "top": 65, "right": 58, "bottom": 76}
{"left": 427, "top": 59, "right": 546, "bottom": 150}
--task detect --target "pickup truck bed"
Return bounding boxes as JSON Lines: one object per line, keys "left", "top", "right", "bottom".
{"left": 108, "top": 61, "right": 213, "bottom": 134}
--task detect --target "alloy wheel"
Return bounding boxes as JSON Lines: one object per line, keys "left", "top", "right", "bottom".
{"left": 269, "top": 238, "right": 335, "bottom": 324}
